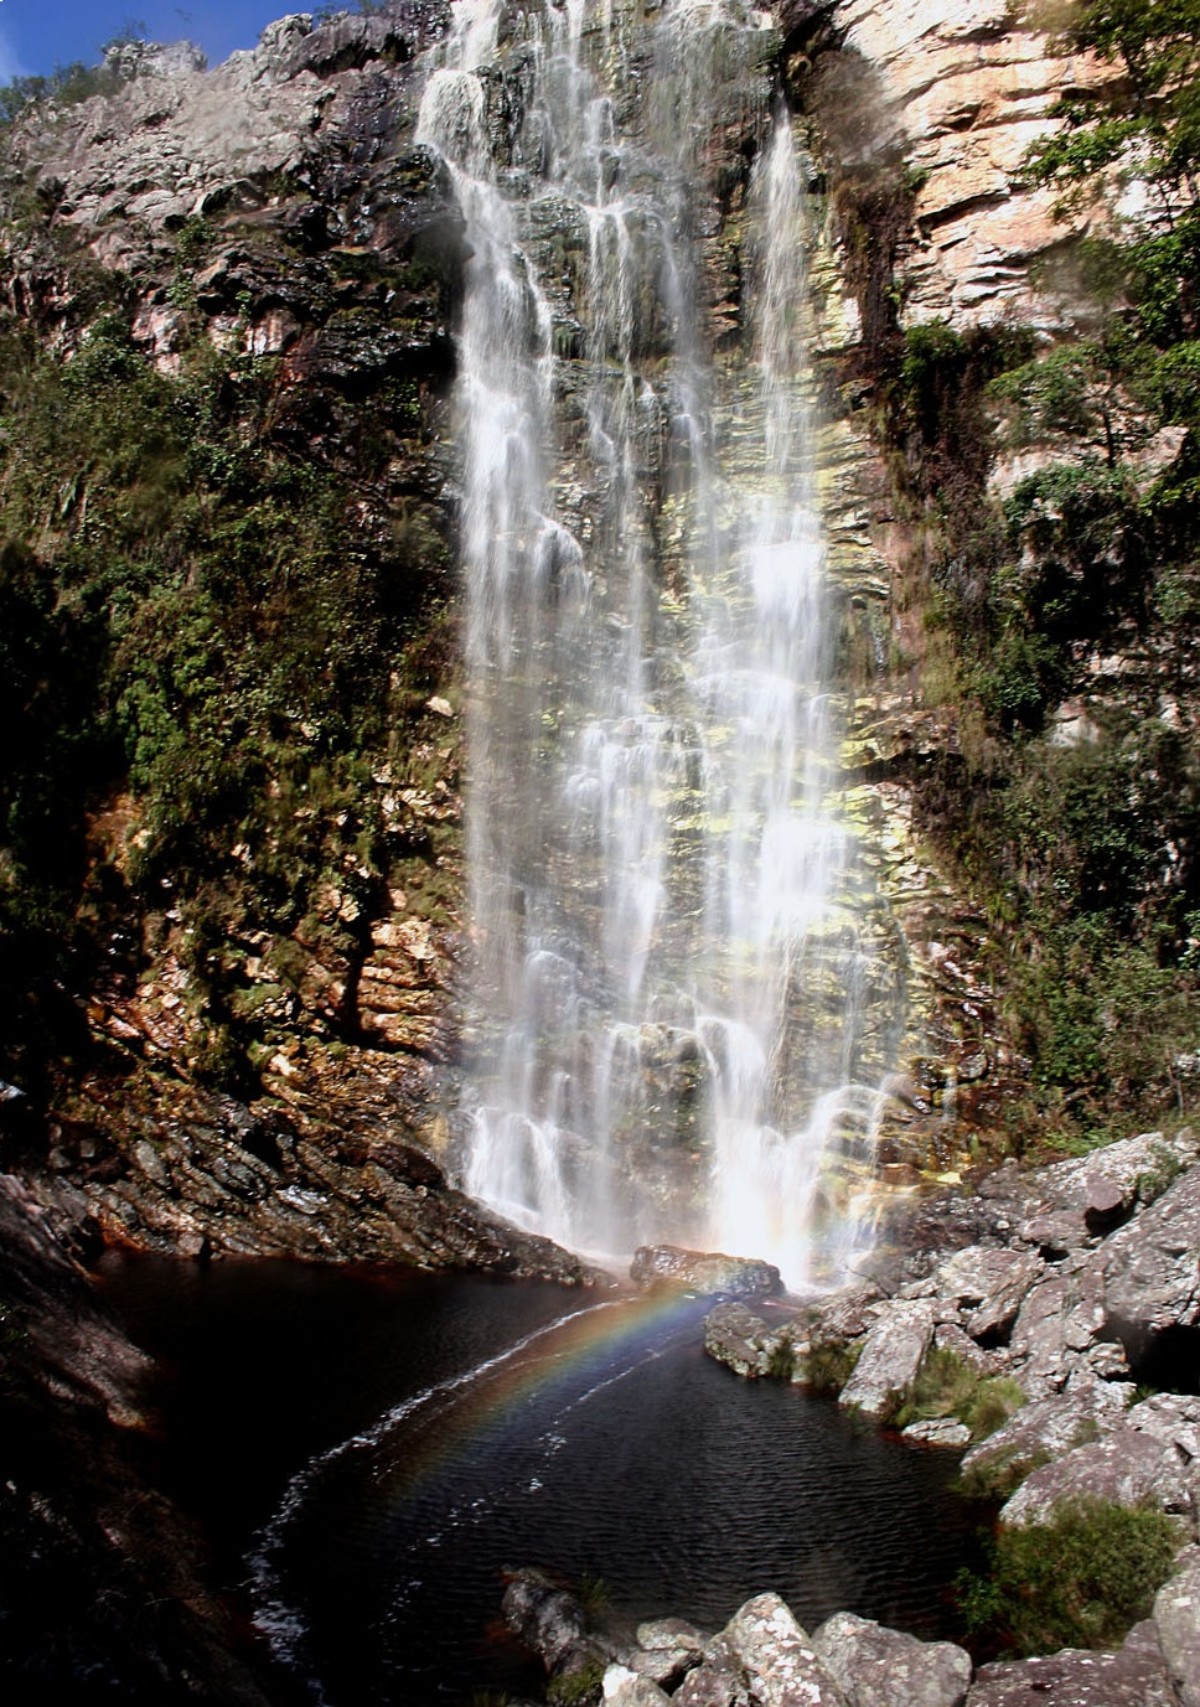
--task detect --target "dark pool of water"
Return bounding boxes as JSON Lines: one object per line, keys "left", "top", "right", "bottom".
{"left": 96, "top": 1257, "right": 987, "bottom": 1707}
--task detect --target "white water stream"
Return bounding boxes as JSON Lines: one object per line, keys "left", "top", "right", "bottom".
{"left": 417, "top": 0, "right": 894, "bottom": 1288}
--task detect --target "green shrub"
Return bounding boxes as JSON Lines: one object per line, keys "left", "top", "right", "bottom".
{"left": 767, "top": 1334, "right": 797, "bottom": 1381}
{"left": 546, "top": 1661, "right": 604, "bottom": 1706}
{"left": 801, "top": 1340, "right": 861, "bottom": 1395}
{"left": 965, "top": 1378, "right": 1027, "bottom": 1443}
{"left": 957, "top": 1447, "right": 1050, "bottom": 1505}
{"left": 957, "top": 1498, "right": 1179, "bottom": 1656}
{"left": 891, "top": 1347, "right": 1025, "bottom": 1441}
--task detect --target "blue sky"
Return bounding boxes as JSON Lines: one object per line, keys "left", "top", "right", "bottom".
{"left": 0, "top": 1, "right": 298, "bottom": 80}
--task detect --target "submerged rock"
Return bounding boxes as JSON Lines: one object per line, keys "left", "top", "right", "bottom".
{"left": 630, "top": 1245, "right": 783, "bottom": 1298}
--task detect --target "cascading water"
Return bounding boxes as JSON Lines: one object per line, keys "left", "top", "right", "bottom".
{"left": 418, "top": 0, "right": 903, "bottom": 1288}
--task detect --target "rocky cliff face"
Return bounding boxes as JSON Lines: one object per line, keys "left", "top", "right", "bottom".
{"left": 0, "top": 0, "right": 1192, "bottom": 1261}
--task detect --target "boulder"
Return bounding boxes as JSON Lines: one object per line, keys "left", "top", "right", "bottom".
{"left": 902, "top": 1417, "right": 971, "bottom": 1447}
{"left": 673, "top": 1636, "right": 752, "bottom": 1707}
{"left": 1032, "top": 1130, "right": 1200, "bottom": 1220}
{"left": 1092, "top": 1165, "right": 1200, "bottom": 1344}
{"left": 812, "top": 1610, "right": 971, "bottom": 1707}
{"left": 933, "top": 1321, "right": 1006, "bottom": 1376}
{"left": 624, "top": 1644, "right": 703, "bottom": 1689}
{"left": 838, "top": 1300, "right": 935, "bottom": 1419}
{"left": 630, "top": 1246, "right": 783, "bottom": 1298}
{"left": 603, "top": 1666, "right": 672, "bottom": 1706}
{"left": 965, "top": 1619, "right": 1175, "bottom": 1704}
{"left": 934, "top": 1246, "right": 1043, "bottom": 1342}
{"left": 1008, "top": 1262, "right": 1114, "bottom": 1393}
{"left": 959, "top": 1379, "right": 1132, "bottom": 1495}
{"left": 720, "top": 1594, "right": 847, "bottom": 1706}
{"left": 1154, "top": 1545, "right": 1200, "bottom": 1707}
{"left": 1000, "top": 1425, "right": 1192, "bottom": 1528}
{"left": 807, "top": 1282, "right": 885, "bottom": 1345}
{"left": 502, "top": 1569, "right": 588, "bottom": 1673}
{"left": 704, "top": 1302, "right": 798, "bottom": 1377}
{"left": 636, "top": 1618, "right": 706, "bottom": 1653}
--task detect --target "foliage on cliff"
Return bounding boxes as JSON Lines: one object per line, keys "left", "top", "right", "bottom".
{"left": 817, "top": 2, "right": 1200, "bottom": 1148}
{"left": 0, "top": 211, "right": 456, "bottom": 1101}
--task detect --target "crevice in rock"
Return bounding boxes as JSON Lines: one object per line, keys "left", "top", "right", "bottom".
{"left": 1120, "top": 1322, "right": 1200, "bottom": 1398}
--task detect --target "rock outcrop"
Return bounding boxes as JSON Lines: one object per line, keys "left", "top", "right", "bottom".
{"left": 812, "top": 1610, "right": 971, "bottom": 1707}
{"left": 631, "top": 1246, "right": 784, "bottom": 1299}
{"left": 707, "top": 1129, "right": 1200, "bottom": 1546}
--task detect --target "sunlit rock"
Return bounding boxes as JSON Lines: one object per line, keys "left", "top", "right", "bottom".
{"left": 631, "top": 1245, "right": 783, "bottom": 1298}
{"left": 812, "top": 1609, "right": 971, "bottom": 1707}
{"left": 838, "top": 1298, "right": 935, "bottom": 1418}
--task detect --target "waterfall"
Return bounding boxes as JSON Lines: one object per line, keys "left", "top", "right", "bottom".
{"left": 417, "top": 0, "right": 899, "bottom": 1289}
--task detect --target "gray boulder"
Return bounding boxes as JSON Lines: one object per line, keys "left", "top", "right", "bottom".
{"left": 501, "top": 1568, "right": 588, "bottom": 1673}
{"left": 1093, "top": 1163, "right": 1200, "bottom": 1342}
{"left": 935, "top": 1246, "right": 1043, "bottom": 1341}
{"left": 934, "top": 1321, "right": 1007, "bottom": 1376}
{"left": 812, "top": 1610, "right": 971, "bottom": 1707}
{"left": 1154, "top": 1545, "right": 1200, "bottom": 1707}
{"left": 965, "top": 1619, "right": 1175, "bottom": 1704}
{"left": 902, "top": 1417, "right": 972, "bottom": 1447}
{"left": 673, "top": 1635, "right": 752, "bottom": 1707}
{"left": 631, "top": 1246, "right": 783, "bottom": 1299}
{"left": 602, "top": 1666, "right": 672, "bottom": 1706}
{"left": 959, "top": 1379, "right": 1132, "bottom": 1494}
{"left": 1000, "top": 1424, "right": 1192, "bottom": 1528}
{"left": 1032, "top": 1129, "right": 1199, "bottom": 1219}
{"left": 637, "top": 1618, "right": 706, "bottom": 1653}
{"left": 721, "top": 1595, "right": 846, "bottom": 1706}
{"left": 705, "top": 1302, "right": 798, "bottom": 1378}
{"left": 1009, "top": 1259, "right": 1119, "bottom": 1393}
{"left": 807, "top": 1282, "right": 884, "bottom": 1345}
{"left": 838, "top": 1300, "right": 935, "bottom": 1419}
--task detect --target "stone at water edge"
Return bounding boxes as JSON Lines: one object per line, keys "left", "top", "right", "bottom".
{"left": 637, "top": 1617, "right": 706, "bottom": 1654}
{"left": 812, "top": 1610, "right": 971, "bottom": 1707}
{"left": 902, "top": 1416, "right": 972, "bottom": 1447}
{"left": 501, "top": 1568, "right": 588, "bottom": 1673}
{"left": 629, "top": 1245, "right": 783, "bottom": 1299}
{"left": 720, "top": 1592, "right": 847, "bottom": 1706}
{"left": 704, "top": 1301, "right": 800, "bottom": 1378}
{"left": 603, "top": 1667, "right": 672, "bottom": 1706}
{"left": 837, "top": 1298, "right": 935, "bottom": 1420}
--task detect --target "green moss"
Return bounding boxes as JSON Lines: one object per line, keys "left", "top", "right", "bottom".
{"left": 546, "top": 1662, "right": 604, "bottom": 1706}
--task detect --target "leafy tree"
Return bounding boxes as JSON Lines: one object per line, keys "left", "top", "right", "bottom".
{"left": 1024, "top": 0, "right": 1200, "bottom": 338}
